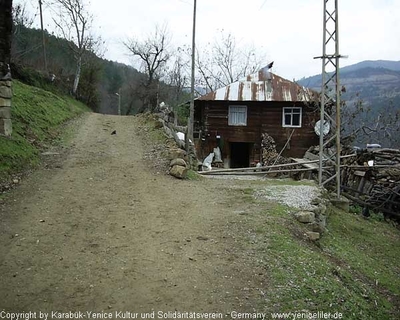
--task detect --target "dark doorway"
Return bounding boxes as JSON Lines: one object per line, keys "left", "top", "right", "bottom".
{"left": 230, "top": 142, "right": 251, "bottom": 168}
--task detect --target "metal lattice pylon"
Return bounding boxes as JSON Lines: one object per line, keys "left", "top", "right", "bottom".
{"left": 316, "top": 0, "right": 343, "bottom": 197}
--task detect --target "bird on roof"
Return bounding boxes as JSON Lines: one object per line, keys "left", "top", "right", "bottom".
{"left": 267, "top": 61, "right": 274, "bottom": 69}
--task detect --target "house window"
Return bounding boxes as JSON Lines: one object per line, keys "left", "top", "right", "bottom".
{"left": 229, "top": 105, "right": 247, "bottom": 126}
{"left": 282, "top": 107, "right": 302, "bottom": 127}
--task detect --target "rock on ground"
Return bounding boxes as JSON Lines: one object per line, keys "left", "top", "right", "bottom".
{"left": 294, "top": 211, "right": 315, "bottom": 223}
{"left": 170, "top": 158, "right": 187, "bottom": 167}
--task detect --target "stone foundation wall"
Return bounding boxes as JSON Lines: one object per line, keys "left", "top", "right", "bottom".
{"left": 0, "top": 80, "right": 12, "bottom": 136}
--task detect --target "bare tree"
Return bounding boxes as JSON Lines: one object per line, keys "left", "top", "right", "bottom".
{"left": 195, "top": 46, "right": 218, "bottom": 93}
{"left": 51, "top": 0, "right": 99, "bottom": 95}
{"left": 12, "top": 0, "right": 33, "bottom": 34}
{"left": 165, "top": 46, "right": 190, "bottom": 106}
{"left": 196, "top": 31, "right": 266, "bottom": 93}
{"left": 10, "top": 0, "right": 36, "bottom": 63}
{"left": 341, "top": 96, "right": 400, "bottom": 148}
{"left": 124, "top": 25, "right": 171, "bottom": 112}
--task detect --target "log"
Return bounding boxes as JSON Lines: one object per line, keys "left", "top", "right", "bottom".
{"left": 201, "top": 166, "right": 333, "bottom": 176}
{"left": 342, "top": 192, "right": 400, "bottom": 218}
{"left": 199, "top": 159, "right": 323, "bottom": 175}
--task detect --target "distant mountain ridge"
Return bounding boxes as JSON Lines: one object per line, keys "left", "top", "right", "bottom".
{"left": 298, "top": 60, "right": 400, "bottom": 148}
{"left": 298, "top": 60, "right": 400, "bottom": 89}
{"left": 340, "top": 60, "right": 400, "bottom": 73}
{"left": 298, "top": 60, "right": 400, "bottom": 108}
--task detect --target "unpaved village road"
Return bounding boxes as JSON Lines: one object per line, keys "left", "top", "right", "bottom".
{"left": 0, "top": 114, "right": 269, "bottom": 317}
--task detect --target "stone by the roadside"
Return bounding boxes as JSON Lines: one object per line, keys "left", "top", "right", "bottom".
{"left": 170, "top": 158, "right": 187, "bottom": 167}
{"left": 316, "top": 214, "right": 327, "bottom": 229}
{"left": 41, "top": 152, "right": 60, "bottom": 156}
{"left": 166, "top": 148, "right": 187, "bottom": 161}
{"left": 331, "top": 196, "right": 349, "bottom": 212}
{"left": 163, "top": 126, "right": 174, "bottom": 139}
{"left": 0, "top": 119, "right": 12, "bottom": 136}
{"left": 305, "top": 231, "right": 320, "bottom": 241}
{"left": 169, "top": 165, "right": 188, "bottom": 179}
{"left": 294, "top": 211, "right": 315, "bottom": 223}
{"left": 196, "top": 236, "right": 209, "bottom": 241}
{"left": 155, "top": 119, "right": 164, "bottom": 129}
{"left": 313, "top": 203, "right": 327, "bottom": 215}
{"left": 310, "top": 222, "right": 325, "bottom": 234}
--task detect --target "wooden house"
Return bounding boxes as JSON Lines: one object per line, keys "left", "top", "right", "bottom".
{"left": 194, "top": 66, "right": 320, "bottom": 168}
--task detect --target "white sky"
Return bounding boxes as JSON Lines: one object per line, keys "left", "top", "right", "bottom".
{"left": 25, "top": 0, "right": 400, "bottom": 81}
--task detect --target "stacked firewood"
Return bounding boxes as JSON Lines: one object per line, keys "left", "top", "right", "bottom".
{"left": 368, "top": 150, "right": 400, "bottom": 214}
{"left": 342, "top": 148, "right": 400, "bottom": 217}
{"left": 369, "top": 148, "right": 400, "bottom": 165}
{"left": 261, "top": 133, "right": 290, "bottom": 166}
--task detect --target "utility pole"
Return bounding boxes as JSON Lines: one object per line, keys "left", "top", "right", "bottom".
{"left": 315, "top": 0, "right": 344, "bottom": 197}
{"left": 38, "top": 0, "right": 47, "bottom": 73}
{"left": 188, "top": 0, "right": 197, "bottom": 142}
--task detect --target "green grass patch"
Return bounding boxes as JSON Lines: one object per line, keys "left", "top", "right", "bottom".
{"left": 252, "top": 200, "right": 399, "bottom": 319}
{"left": 186, "top": 169, "right": 202, "bottom": 181}
{"left": 0, "top": 80, "right": 89, "bottom": 179}
{"left": 321, "top": 208, "right": 400, "bottom": 296}
{"left": 136, "top": 113, "right": 169, "bottom": 143}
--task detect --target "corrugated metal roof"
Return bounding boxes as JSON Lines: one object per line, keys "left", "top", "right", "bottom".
{"left": 198, "top": 66, "right": 316, "bottom": 102}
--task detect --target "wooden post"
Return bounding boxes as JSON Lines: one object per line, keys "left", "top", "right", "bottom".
{"left": 38, "top": 0, "right": 48, "bottom": 73}
{"left": 0, "top": 0, "right": 13, "bottom": 136}
{"left": 188, "top": 0, "right": 197, "bottom": 142}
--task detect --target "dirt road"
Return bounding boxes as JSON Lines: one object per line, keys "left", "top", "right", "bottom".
{"left": 0, "top": 114, "right": 267, "bottom": 317}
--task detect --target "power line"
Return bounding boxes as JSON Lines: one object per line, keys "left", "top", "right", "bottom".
{"left": 177, "top": 0, "right": 192, "bottom": 6}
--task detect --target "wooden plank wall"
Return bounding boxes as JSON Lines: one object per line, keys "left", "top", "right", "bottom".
{"left": 194, "top": 101, "right": 319, "bottom": 165}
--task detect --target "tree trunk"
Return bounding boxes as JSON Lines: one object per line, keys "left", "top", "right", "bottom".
{"left": 0, "top": 0, "right": 13, "bottom": 136}
{"left": 0, "top": 0, "right": 13, "bottom": 79}
{"left": 72, "top": 55, "right": 82, "bottom": 95}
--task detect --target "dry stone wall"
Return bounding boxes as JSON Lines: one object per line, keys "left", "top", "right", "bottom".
{"left": 0, "top": 79, "right": 12, "bottom": 136}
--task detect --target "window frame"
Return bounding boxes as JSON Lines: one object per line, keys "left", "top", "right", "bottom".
{"left": 282, "top": 107, "right": 302, "bottom": 128}
{"left": 228, "top": 105, "right": 248, "bottom": 126}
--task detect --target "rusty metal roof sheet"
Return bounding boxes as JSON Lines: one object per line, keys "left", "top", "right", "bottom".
{"left": 198, "top": 66, "right": 316, "bottom": 102}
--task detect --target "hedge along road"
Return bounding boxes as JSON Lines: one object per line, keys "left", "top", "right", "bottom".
{"left": 0, "top": 113, "right": 268, "bottom": 317}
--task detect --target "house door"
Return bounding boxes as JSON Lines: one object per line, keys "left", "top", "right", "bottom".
{"left": 230, "top": 142, "right": 251, "bottom": 168}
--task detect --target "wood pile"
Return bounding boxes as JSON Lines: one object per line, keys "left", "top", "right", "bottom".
{"left": 341, "top": 148, "right": 400, "bottom": 218}
{"left": 367, "top": 148, "right": 400, "bottom": 165}
{"left": 261, "top": 132, "right": 290, "bottom": 166}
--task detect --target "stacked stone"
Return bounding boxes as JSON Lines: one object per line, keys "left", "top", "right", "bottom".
{"left": 0, "top": 79, "right": 12, "bottom": 136}
{"left": 169, "top": 158, "right": 188, "bottom": 179}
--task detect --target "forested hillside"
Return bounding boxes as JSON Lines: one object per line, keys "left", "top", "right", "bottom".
{"left": 11, "top": 24, "right": 145, "bottom": 114}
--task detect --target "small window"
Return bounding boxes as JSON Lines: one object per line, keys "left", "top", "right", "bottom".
{"left": 282, "top": 107, "right": 302, "bottom": 128}
{"left": 229, "top": 105, "right": 247, "bottom": 126}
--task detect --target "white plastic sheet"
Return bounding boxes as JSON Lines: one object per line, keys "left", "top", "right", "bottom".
{"left": 202, "top": 153, "right": 214, "bottom": 171}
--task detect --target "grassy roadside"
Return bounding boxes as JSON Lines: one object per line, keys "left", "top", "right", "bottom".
{"left": 239, "top": 188, "right": 400, "bottom": 319}
{"left": 0, "top": 80, "right": 89, "bottom": 181}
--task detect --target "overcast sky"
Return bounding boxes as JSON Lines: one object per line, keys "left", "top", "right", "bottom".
{"left": 25, "top": 0, "right": 400, "bottom": 81}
